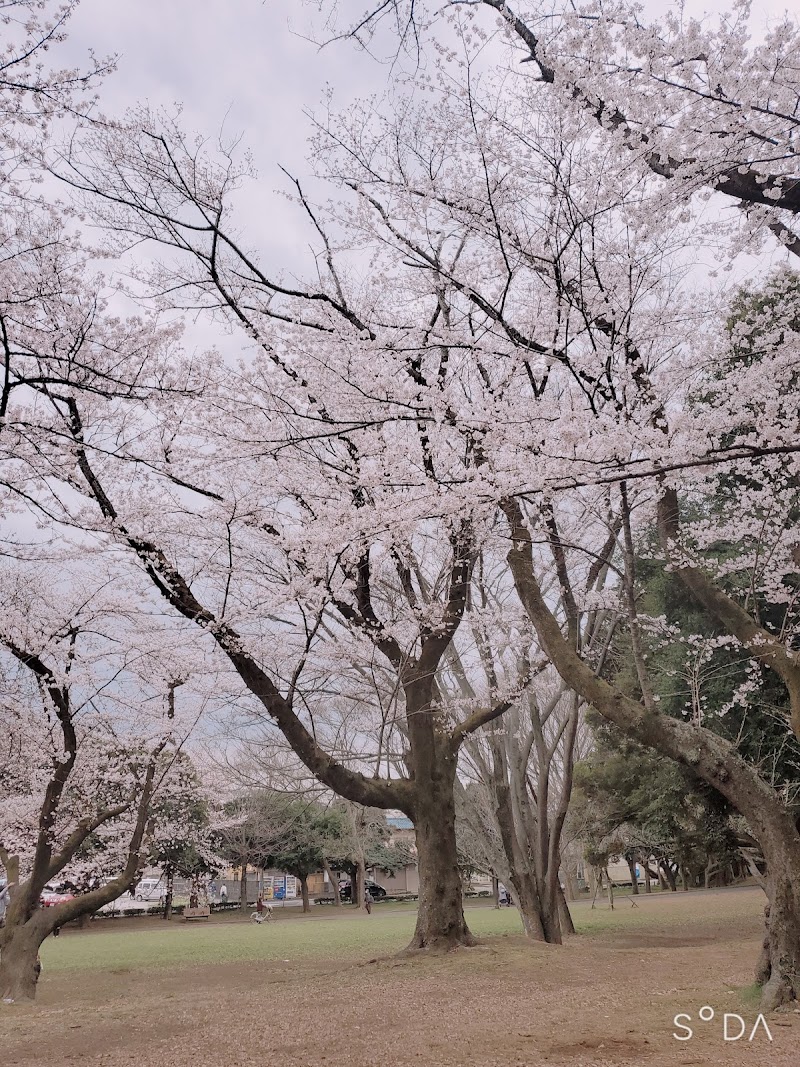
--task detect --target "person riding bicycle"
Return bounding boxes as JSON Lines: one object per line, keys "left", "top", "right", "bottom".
{"left": 256, "top": 893, "right": 266, "bottom": 916}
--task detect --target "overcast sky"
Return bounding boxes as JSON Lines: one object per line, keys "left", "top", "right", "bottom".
{"left": 60, "top": 0, "right": 792, "bottom": 247}
{"left": 61, "top": 2, "right": 388, "bottom": 268}
{"left": 55, "top": 0, "right": 792, "bottom": 328}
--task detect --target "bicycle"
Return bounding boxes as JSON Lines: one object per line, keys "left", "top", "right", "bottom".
{"left": 250, "top": 904, "right": 274, "bottom": 924}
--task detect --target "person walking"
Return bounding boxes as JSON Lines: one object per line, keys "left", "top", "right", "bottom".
{"left": 364, "top": 887, "right": 373, "bottom": 915}
{"left": 219, "top": 883, "right": 228, "bottom": 903}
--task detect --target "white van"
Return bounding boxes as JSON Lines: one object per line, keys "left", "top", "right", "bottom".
{"left": 134, "top": 877, "right": 163, "bottom": 901}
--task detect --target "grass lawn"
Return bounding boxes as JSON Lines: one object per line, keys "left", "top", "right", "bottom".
{"left": 41, "top": 902, "right": 523, "bottom": 972}
{"left": 5, "top": 888, "right": 797, "bottom": 1067}
{"left": 40, "top": 889, "right": 754, "bottom": 974}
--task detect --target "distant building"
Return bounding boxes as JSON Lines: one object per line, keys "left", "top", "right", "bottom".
{"left": 376, "top": 813, "right": 419, "bottom": 895}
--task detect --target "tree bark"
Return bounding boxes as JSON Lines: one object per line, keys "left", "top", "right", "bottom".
{"left": 510, "top": 872, "right": 547, "bottom": 940}
{"left": 408, "top": 765, "right": 475, "bottom": 950}
{"left": 74, "top": 441, "right": 482, "bottom": 953}
{"left": 239, "top": 863, "right": 248, "bottom": 913}
{"left": 661, "top": 861, "right": 677, "bottom": 892}
{"left": 354, "top": 859, "right": 366, "bottom": 911}
{"left": 0, "top": 920, "right": 44, "bottom": 1003}
{"left": 163, "top": 866, "right": 174, "bottom": 920}
{"left": 503, "top": 496, "right": 800, "bottom": 1007}
{"left": 299, "top": 875, "right": 310, "bottom": 913}
{"left": 557, "top": 883, "right": 575, "bottom": 935}
{"left": 485, "top": 723, "right": 563, "bottom": 944}
{"left": 758, "top": 835, "right": 800, "bottom": 1009}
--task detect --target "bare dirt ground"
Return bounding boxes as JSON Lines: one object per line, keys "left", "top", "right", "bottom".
{"left": 2, "top": 887, "right": 797, "bottom": 1067}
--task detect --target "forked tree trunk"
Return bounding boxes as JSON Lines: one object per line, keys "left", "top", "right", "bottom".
{"left": 408, "top": 770, "right": 475, "bottom": 950}
{"left": 0, "top": 921, "right": 44, "bottom": 1003}
{"left": 483, "top": 732, "right": 565, "bottom": 944}
{"left": 0, "top": 868, "right": 147, "bottom": 1002}
{"left": 539, "top": 876, "right": 563, "bottom": 944}
{"left": 505, "top": 498, "right": 800, "bottom": 1009}
{"left": 510, "top": 873, "right": 546, "bottom": 940}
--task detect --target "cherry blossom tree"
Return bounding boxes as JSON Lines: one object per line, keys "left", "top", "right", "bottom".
{"left": 318, "top": 0, "right": 800, "bottom": 254}
{"left": 451, "top": 554, "right": 607, "bottom": 942}
{"left": 0, "top": 567, "right": 214, "bottom": 1002}
{"left": 300, "top": 63, "right": 800, "bottom": 1002}
{"left": 0, "top": 0, "right": 110, "bottom": 213}
{"left": 24, "top": 2, "right": 797, "bottom": 993}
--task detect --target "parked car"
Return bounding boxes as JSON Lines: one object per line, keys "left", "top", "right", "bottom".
{"left": 40, "top": 883, "right": 75, "bottom": 907}
{"left": 133, "top": 877, "right": 163, "bottom": 901}
{"left": 339, "top": 880, "right": 387, "bottom": 902}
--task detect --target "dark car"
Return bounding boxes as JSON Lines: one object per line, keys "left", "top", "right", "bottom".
{"left": 339, "top": 880, "right": 387, "bottom": 902}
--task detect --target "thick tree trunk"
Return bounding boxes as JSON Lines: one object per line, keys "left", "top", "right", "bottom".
{"left": 0, "top": 921, "right": 44, "bottom": 1003}
{"left": 0, "top": 867, "right": 146, "bottom": 1002}
{"left": 239, "top": 863, "right": 248, "bottom": 913}
{"left": 758, "top": 833, "right": 800, "bottom": 1010}
{"left": 408, "top": 775, "right": 475, "bottom": 950}
{"left": 487, "top": 734, "right": 563, "bottom": 944}
{"left": 539, "top": 877, "right": 563, "bottom": 943}
{"left": 300, "top": 875, "right": 310, "bottom": 913}
{"left": 511, "top": 874, "right": 547, "bottom": 941}
{"left": 507, "top": 503, "right": 800, "bottom": 1008}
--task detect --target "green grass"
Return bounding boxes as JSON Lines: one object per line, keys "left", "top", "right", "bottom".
{"left": 39, "top": 891, "right": 759, "bottom": 976}
{"left": 40, "top": 907, "right": 525, "bottom": 974}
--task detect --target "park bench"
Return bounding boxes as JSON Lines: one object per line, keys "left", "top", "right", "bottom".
{"left": 183, "top": 905, "right": 211, "bottom": 921}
